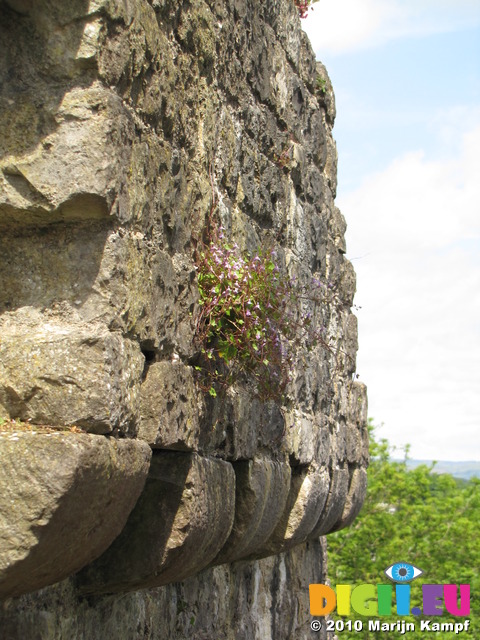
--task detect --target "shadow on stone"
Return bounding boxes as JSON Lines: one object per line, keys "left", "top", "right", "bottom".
{"left": 75, "top": 451, "right": 236, "bottom": 595}
{"left": 0, "top": 432, "right": 151, "bottom": 599}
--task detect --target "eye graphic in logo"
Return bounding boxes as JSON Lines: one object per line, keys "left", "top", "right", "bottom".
{"left": 384, "top": 562, "right": 423, "bottom": 583}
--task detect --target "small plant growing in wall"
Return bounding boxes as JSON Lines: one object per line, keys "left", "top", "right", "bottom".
{"left": 272, "top": 132, "right": 298, "bottom": 171}
{"left": 316, "top": 76, "right": 327, "bottom": 95}
{"left": 194, "top": 227, "right": 337, "bottom": 402}
{"left": 273, "top": 144, "right": 294, "bottom": 170}
{"left": 294, "top": 0, "right": 319, "bottom": 19}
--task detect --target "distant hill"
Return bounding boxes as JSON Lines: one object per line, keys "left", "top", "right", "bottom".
{"left": 395, "top": 459, "right": 480, "bottom": 481}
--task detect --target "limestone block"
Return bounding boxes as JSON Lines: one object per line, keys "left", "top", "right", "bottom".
{"left": 0, "top": 225, "right": 112, "bottom": 320}
{"left": 214, "top": 457, "right": 291, "bottom": 564}
{"left": 256, "top": 463, "right": 330, "bottom": 557}
{"left": 209, "top": 387, "right": 284, "bottom": 461}
{"left": 0, "top": 431, "right": 151, "bottom": 599}
{"left": 283, "top": 409, "right": 316, "bottom": 466}
{"left": 349, "top": 381, "right": 368, "bottom": 426}
{"left": 308, "top": 464, "right": 350, "bottom": 537}
{"left": 315, "top": 61, "right": 336, "bottom": 127}
{"left": 76, "top": 451, "right": 235, "bottom": 595}
{"left": 0, "top": 321, "right": 144, "bottom": 435}
{"left": 346, "top": 422, "right": 363, "bottom": 464}
{"left": 329, "top": 467, "right": 368, "bottom": 532}
{"left": 324, "top": 132, "right": 339, "bottom": 197}
{"left": 138, "top": 361, "right": 208, "bottom": 451}
{"left": 0, "top": 85, "right": 133, "bottom": 228}
{"left": 330, "top": 206, "right": 347, "bottom": 255}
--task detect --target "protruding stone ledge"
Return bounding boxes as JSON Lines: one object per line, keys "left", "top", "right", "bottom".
{"left": 327, "top": 466, "right": 368, "bottom": 532}
{"left": 308, "top": 460, "right": 369, "bottom": 539}
{"left": 76, "top": 451, "right": 235, "bottom": 595}
{"left": 0, "top": 430, "right": 151, "bottom": 600}
{"left": 214, "top": 457, "right": 291, "bottom": 564}
{"left": 0, "top": 85, "right": 132, "bottom": 229}
{"left": 254, "top": 463, "right": 331, "bottom": 558}
{"left": 308, "top": 464, "right": 350, "bottom": 538}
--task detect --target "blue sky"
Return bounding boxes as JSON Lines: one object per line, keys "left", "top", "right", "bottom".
{"left": 303, "top": 0, "right": 480, "bottom": 460}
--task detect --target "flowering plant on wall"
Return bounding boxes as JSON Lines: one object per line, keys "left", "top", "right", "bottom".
{"left": 294, "top": 0, "right": 319, "bottom": 19}
{"left": 194, "top": 228, "right": 335, "bottom": 402}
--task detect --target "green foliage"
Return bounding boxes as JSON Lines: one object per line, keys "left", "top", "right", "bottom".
{"left": 327, "top": 421, "right": 479, "bottom": 638}
{"left": 316, "top": 76, "right": 327, "bottom": 94}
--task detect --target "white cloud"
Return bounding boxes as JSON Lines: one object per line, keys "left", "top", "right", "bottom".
{"left": 304, "top": 0, "right": 398, "bottom": 55}
{"left": 344, "top": 125, "right": 480, "bottom": 253}
{"left": 340, "top": 124, "right": 480, "bottom": 460}
{"left": 303, "top": 0, "right": 480, "bottom": 55}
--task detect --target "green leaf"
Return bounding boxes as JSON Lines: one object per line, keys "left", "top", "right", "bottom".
{"left": 208, "top": 387, "right": 217, "bottom": 397}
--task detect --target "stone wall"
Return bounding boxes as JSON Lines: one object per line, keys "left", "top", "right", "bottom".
{"left": 0, "top": 0, "right": 368, "bottom": 637}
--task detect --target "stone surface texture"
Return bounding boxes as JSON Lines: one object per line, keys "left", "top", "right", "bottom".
{"left": 76, "top": 451, "right": 236, "bottom": 594}
{"left": 0, "top": 0, "right": 368, "bottom": 636}
{"left": 0, "top": 431, "right": 151, "bottom": 599}
{"left": 1, "top": 540, "right": 329, "bottom": 640}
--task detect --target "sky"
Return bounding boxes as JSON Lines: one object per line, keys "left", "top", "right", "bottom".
{"left": 302, "top": 0, "right": 480, "bottom": 461}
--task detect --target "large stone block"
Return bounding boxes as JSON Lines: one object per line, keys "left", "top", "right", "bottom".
{"left": 138, "top": 361, "right": 209, "bottom": 451}
{"left": 207, "top": 387, "right": 286, "bottom": 461}
{"left": 328, "top": 467, "right": 368, "bottom": 532}
{"left": 256, "top": 463, "right": 330, "bottom": 557}
{"left": 214, "top": 457, "right": 291, "bottom": 564}
{"left": 308, "top": 464, "right": 350, "bottom": 537}
{"left": 283, "top": 409, "right": 316, "bottom": 466}
{"left": 0, "top": 430, "right": 151, "bottom": 599}
{"left": 76, "top": 451, "right": 235, "bottom": 594}
{"left": 0, "top": 84, "right": 133, "bottom": 228}
{"left": 0, "top": 320, "right": 144, "bottom": 436}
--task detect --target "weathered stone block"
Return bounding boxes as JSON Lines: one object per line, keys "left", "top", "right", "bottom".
{"left": 283, "top": 409, "right": 316, "bottom": 466}
{"left": 0, "top": 431, "right": 151, "bottom": 599}
{"left": 257, "top": 463, "right": 330, "bottom": 556}
{"left": 76, "top": 451, "right": 235, "bottom": 594}
{"left": 214, "top": 457, "right": 291, "bottom": 564}
{"left": 208, "top": 387, "right": 285, "bottom": 461}
{"left": 138, "top": 361, "right": 208, "bottom": 451}
{"left": 309, "top": 464, "right": 350, "bottom": 537}
{"left": 0, "top": 85, "right": 133, "bottom": 228}
{"left": 0, "top": 321, "right": 144, "bottom": 435}
{"left": 329, "top": 467, "right": 368, "bottom": 532}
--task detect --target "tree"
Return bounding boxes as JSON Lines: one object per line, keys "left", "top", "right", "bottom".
{"left": 326, "top": 421, "right": 479, "bottom": 638}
